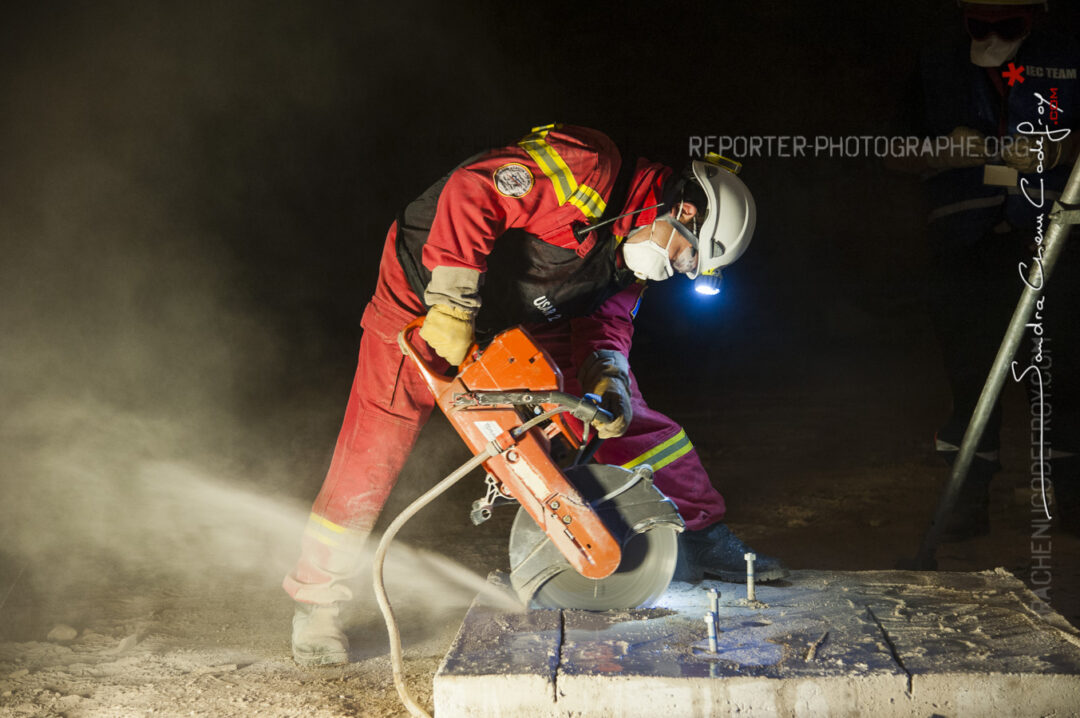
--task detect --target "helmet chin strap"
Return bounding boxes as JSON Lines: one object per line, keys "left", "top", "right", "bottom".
{"left": 674, "top": 199, "right": 700, "bottom": 237}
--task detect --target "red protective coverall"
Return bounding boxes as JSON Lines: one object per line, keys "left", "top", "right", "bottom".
{"left": 284, "top": 125, "right": 727, "bottom": 604}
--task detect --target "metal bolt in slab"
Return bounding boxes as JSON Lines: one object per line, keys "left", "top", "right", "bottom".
{"left": 744, "top": 552, "right": 756, "bottom": 602}
{"left": 707, "top": 587, "right": 719, "bottom": 616}
{"left": 703, "top": 613, "right": 718, "bottom": 653}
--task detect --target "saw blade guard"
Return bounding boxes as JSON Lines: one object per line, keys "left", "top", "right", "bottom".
{"left": 508, "top": 463, "right": 685, "bottom": 610}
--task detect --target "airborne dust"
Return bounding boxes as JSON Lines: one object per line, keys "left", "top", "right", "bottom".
{"left": 3, "top": 3, "right": 1080, "bottom": 716}
{"left": 0, "top": 2, "right": 520, "bottom": 645}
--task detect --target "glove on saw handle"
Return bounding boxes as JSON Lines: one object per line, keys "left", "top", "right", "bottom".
{"left": 418, "top": 304, "right": 475, "bottom": 366}
{"left": 579, "top": 350, "right": 632, "bottom": 439}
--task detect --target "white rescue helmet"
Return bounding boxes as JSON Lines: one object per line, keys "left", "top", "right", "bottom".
{"left": 676, "top": 154, "right": 757, "bottom": 295}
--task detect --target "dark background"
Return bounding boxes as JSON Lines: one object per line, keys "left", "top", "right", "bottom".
{"left": 2, "top": 1, "right": 1078, "bottom": 592}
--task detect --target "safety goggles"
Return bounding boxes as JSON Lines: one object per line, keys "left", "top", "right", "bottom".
{"left": 964, "top": 14, "right": 1032, "bottom": 41}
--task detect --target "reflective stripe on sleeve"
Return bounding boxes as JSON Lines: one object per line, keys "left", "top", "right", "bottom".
{"left": 568, "top": 183, "right": 607, "bottom": 220}
{"left": 622, "top": 428, "right": 694, "bottom": 472}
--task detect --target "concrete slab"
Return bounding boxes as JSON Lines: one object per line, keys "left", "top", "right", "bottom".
{"left": 433, "top": 569, "right": 1080, "bottom": 717}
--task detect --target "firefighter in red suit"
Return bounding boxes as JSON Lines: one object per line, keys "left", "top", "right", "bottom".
{"left": 285, "top": 124, "right": 787, "bottom": 665}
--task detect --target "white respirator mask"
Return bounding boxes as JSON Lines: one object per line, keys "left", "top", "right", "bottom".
{"left": 621, "top": 213, "right": 701, "bottom": 281}
{"left": 622, "top": 223, "right": 674, "bottom": 281}
{"left": 970, "top": 35, "right": 1024, "bottom": 67}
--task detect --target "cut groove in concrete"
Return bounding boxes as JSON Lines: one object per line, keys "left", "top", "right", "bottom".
{"left": 867, "top": 605, "right": 912, "bottom": 694}
{"left": 434, "top": 569, "right": 1080, "bottom": 717}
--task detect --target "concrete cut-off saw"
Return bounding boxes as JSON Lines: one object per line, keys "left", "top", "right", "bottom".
{"left": 372, "top": 317, "right": 685, "bottom": 716}
{"left": 400, "top": 315, "right": 684, "bottom": 608}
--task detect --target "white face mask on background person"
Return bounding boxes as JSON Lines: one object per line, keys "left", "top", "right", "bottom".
{"left": 970, "top": 35, "right": 1024, "bottom": 67}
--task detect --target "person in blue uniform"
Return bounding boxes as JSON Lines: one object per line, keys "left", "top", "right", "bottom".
{"left": 891, "top": 0, "right": 1079, "bottom": 540}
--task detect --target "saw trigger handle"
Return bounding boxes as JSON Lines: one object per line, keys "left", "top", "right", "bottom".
{"left": 457, "top": 390, "right": 614, "bottom": 425}
{"left": 581, "top": 392, "right": 615, "bottom": 426}
{"left": 397, "top": 315, "right": 482, "bottom": 392}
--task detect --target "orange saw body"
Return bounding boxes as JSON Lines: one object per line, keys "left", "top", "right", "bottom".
{"left": 398, "top": 318, "right": 622, "bottom": 580}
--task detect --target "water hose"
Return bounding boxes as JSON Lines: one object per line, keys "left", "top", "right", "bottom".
{"left": 372, "top": 445, "right": 497, "bottom": 718}
{"left": 372, "top": 407, "right": 570, "bottom": 717}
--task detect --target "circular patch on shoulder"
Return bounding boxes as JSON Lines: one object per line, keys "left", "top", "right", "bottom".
{"left": 492, "top": 163, "right": 534, "bottom": 198}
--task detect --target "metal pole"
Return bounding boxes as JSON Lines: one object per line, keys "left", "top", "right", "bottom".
{"left": 913, "top": 155, "right": 1080, "bottom": 569}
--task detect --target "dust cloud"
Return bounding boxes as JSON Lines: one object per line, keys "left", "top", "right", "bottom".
{"left": 0, "top": 2, "right": 515, "bottom": 639}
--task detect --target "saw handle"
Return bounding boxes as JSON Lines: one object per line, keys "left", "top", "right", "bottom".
{"left": 397, "top": 315, "right": 481, "bottom": 391}
{"left": 460, "top": 390, "right": 613, "bottom": 425}
{"left": 400, "top": 316, "right": 616, "bottom": 448}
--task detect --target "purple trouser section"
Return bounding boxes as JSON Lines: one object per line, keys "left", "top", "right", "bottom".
{"left": 525, "top": 320, "right": 726, "bottom": 532}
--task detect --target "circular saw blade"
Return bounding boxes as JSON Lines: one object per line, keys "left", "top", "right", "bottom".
{"left": 528, "top": 520, "right": 678, "bottom": 610}
{"left": 507, "top": 464, "right": 681, "bottom": 610}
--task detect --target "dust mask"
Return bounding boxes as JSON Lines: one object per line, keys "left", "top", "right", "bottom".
{"left": 621, "top": 211, "right": 703, "bottom": 281}
{"left": 622, "top": 227, "right": 673, "bottom": 281}
{"left": 970, "top": 35, "right": 1023, "bottom": 67}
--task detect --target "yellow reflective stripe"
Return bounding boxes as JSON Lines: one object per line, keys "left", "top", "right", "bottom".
{"left": 621, "top": 429, "right": 694, "bottom": 472}
{"left": 308, "top": 512, "right": 348, "bottom": 534}
{"left": 309, "top": 531, "right": 344, "bottom": 548}
{"left": 518, "top": 127, "right": 608, "bottom": 221}
{"left": 519, "top": 129, "right": 577, "bottom": 206}
{"left": 303, "top": 513, "right": 366, "bottom": 548}
{"left": 624, "top": 429, "right": 686, "bottom": 467}
{"left": 567, "top": 184, "right": 606, "bottom": 220}
{"left": 650, "top": 436, "right": 694, "bottom": 471}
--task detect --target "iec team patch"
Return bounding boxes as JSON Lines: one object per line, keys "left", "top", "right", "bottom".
{"left": 493, "top": 163, "right": 534, "bottom": 198}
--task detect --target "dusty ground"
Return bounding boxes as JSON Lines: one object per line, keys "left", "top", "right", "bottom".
{"left": 2, "top": 309, "right": 1077, "bottom": 718}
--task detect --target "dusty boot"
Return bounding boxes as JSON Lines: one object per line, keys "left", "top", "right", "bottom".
{"left": 291, "top": 602, "right": 348, "bottom": 666}
{"left": 940, "top": 457, "right": 996, "bottom": 542}
{"left": 673, "top": 523, "right": 789, "bottom": 583}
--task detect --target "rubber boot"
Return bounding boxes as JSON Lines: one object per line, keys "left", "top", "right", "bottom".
{"left": 939, "top": 456, "right": 997, "bottom": 542}
{"left": 673, "top": 523, "right": 789, "bottom": 583}
{"left": 291, "top": 602, "right": 348, "bottom": 666}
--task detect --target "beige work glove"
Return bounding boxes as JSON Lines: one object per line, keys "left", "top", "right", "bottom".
{"left": 1002, "top": 135, "right": 1042, "bottom": 173}
{"left": 579, "top": 350, "right": 633, "bottom": 439}
{"left": 1002, "top": 134, "right": 1074, "bottom": 173}
{"left": 928, "top": 126, "right": 989, "bottom": 169}
{"left": 419, "top": 304, "right": 475, "bottom": 365}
